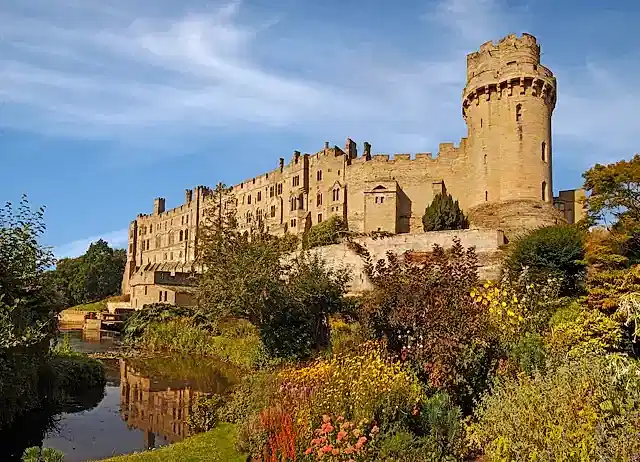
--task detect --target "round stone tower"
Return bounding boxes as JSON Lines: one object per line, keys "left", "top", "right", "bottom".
{"left": 463, "top": 33, "right": 557, "bottom": 210}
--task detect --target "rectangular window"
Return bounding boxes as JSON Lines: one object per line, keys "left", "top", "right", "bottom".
{"left": 248, "top": 195, "right": 252, "bottom": 205}
{"left": 270, "top": 205, "right": 276, "bottom": 217}
{"left": 292, "top": 176, "right": 300, "bottom": 187}
{"left": 257, "top": 191, "right": 262, "bottom": 201}
{"left": 317, "top": 170, "right": 322, "bottom": 181}
{"left": 144, "top": 286, "right": 148, "bottom": 296}
{"left": 150, "top": 224, "right": 153, "bottom": 233}
{"left": 164, "top": 291, "right": 168, "bottom": 302}
{"left": 186, "top": 215, "right": 189, "bottom": 224}
{"left": 159, "top": 291, "right": 162, "bottom": 302}
{"left": 317, "top": 193, "right": 322, "bottom": 206}
{"left": 318, "top": 214, "right": 323, "bottom": 223}
{"left": 270, "top": 186, "right": 274, "bottom": 197}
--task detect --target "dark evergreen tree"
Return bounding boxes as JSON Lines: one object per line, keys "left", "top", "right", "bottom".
{"left": 422, "top": 193, "right": 469, "bottom": 232}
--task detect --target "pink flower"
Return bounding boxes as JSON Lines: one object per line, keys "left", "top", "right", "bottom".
{"left": 358, "top": 436, "right": 367, "bottom": 445}
{"left": 332, "top": 449, "right": 340, "bottom": 455}
{"left": 322, "top": 445, "right": 333, "bottom": 453}
{"left": 336, "top": 415, "right": 345, "bottom": 422}
{"left": 305, "top": 448, "right": 313, "bottom": 455}
{"left": 337, "top": 430, "right": 348, "bottom": 441}
{"left": 354, "top": 442, "right": 363, "bottom": 450}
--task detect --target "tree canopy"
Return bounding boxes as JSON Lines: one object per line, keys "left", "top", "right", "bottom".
{"left": 583, "top": 154, "right": 640, "bottom": 228}
{"left": 422, "top": 193, "right": 469, "bottom": 232}
{"left": 49, "top": 238, "right": 126, "bottom": 307}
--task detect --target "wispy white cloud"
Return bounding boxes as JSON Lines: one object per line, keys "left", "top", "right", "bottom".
{"left": 54, "top": 228, "right": 128, "bottom": 259}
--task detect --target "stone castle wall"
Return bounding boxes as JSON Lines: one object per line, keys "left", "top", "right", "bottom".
{"left": 308, "top": 229, "right": 505, "bottom": 294}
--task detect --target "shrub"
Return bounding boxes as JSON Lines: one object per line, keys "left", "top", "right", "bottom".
{"left": 136, "top": 318, "right": 267, "bottom": 369}
{"left": 48, "top": 351, "right": 106, "bottom": 397}
{"left": 546, "top": 306, "right": 623, "bottom": 360}
{"left": 303, "top": 415, "right": 379, "bottom": 460}
{"left": 304, "top": 216, "right": 347, "bottom": 249}
{"left": 328, "top": 317, "right": 367, "bottom": 355}
{"left": 586, "top": 265, "right": 640, "bottom": 312}
{"left": 187, "top": 395, "right": 225, "bottom": 434}
{"left": 503, "top": 225, "right": 587, "bottom": 295}
{"left": 22, "top": 447, "right": 65, "bottom": 462}
{"left": 277, "top": 342, "right": 424, "bottom": 430}
{"left": 359, "top": 240, "right": 492, "bottom": 399}
{"left": 468, "top": 354, "right": 640, "bottom": 460}
{"left": 422, "top": 193, "right": 469, "bottom": 232}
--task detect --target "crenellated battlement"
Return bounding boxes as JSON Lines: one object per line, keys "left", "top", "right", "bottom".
{"left": 465, "top": 33, "right": 554, "bottom": 96}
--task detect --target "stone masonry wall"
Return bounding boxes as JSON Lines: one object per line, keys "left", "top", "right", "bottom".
{"left": 308, "top": 229, "right": 505, "bottom": 294}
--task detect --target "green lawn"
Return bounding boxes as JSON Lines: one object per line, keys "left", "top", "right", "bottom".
{"left": 67, "top": 300, "right": 107, "bottom": 312}
{"left": 100, "top": 424, "right": 246, "bottom": 462}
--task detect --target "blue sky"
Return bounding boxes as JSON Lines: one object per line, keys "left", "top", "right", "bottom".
{"left": 1, "top": 0, "right": 638, "bottom": 258}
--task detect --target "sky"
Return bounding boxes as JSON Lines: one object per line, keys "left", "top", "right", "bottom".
{"left": 1, "top": 0, "right": 638, "bottom": 259}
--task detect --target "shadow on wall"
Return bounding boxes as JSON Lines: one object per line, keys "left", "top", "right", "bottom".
{"left": 397, "top": 187, "right": 412, "bottom": 234}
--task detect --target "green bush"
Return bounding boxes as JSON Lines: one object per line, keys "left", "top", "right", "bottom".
{"left": 187, "top": 395, "right": 225, "bottom": 434}
{"left": 503, "top": 225, "right": 587, "bottom": 295}
{"left": 422, "top": 193, "right": 469, "bottom": 232}
{"left": 22, "top": 447, "right": 65, "bottom": 462}
{"left": 303, "top": 215, "right": 347, "bottom": 249}
{"left": 468, "top": 354, "right": 640, "bottom": 460}
{"left": 137, "top": 318, "right": 267, "bottom": 369}
{"left": 48, "top": 351, "right": 106, "bottom": 397}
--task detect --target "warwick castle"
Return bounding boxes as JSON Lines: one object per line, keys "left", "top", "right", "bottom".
{"left": 122, "top": 33, "right": 586, "bottom": 309}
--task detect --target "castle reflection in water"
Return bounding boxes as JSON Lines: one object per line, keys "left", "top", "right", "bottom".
{"left": 119, "top": 360, "right": 211, "bottom": 448}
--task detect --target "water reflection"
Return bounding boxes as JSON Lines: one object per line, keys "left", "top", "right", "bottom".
{"left": 119, "top": 356, "right": 239, "bottom": 446}
{"left": 1, "top": 331, "right": 242, "bottom": 462}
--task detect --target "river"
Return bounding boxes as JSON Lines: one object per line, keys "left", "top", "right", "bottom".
{"left": 1, "top": 330, "right": 243, "bottom": 462}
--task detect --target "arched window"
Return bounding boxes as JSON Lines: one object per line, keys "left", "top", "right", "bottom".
{"left": 542, "top": 181, "right": 547, "bottom": 201}
{"left": 541, "top": 141, "right": 547, "bottom": 162}
{"left": 515, "top": 104, "right": 522, "bottom": 122}
{"left": 184, "top": 229, "right": 189, "bottom": 241}
{"left": 179, "top": 230, "right": 184, "bottom": 241}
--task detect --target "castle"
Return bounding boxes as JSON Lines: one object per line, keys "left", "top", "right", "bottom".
{"left": 121, "top": 33, "right": 585, "bottom": 309}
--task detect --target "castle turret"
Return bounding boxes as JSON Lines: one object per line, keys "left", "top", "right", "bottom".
{"left": 463, "top": 33, "right": 556, "bottom": 209}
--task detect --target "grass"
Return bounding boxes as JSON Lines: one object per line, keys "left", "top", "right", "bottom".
{"left": 100, "top": 423, "right": 246, "bottom": 462}
{"left": 67, "top": 300, "right": 107, "bottom": 312}
{"left": 138, "top": 318, "right": 266, "bottom": 369}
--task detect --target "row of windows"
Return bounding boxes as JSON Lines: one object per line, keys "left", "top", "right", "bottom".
{"left": 245, "top": 183, "right": 284, "bottom": 205}
{"left": 138, "top": 229, "right": 190, "bottom": 253}
{"left": 137, "top": 215, "right": 190, "bottom": 237}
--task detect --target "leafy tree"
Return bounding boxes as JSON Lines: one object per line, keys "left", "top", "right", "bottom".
{"left": 303, "top": 216, "right": 347, "bottom": 249}
{"left": 583, "top": 154, "right": 640, "bottom": 227}
{"left": 49, "top": 239, "right": 126, "bottom": 306}
{"left": 422, "top": 193, "right": 469, "bottom": 232}
{"left": 0, "top": 196, "right": 58, "bottom": 428}
{"left": 196, "top": 184, "right": 350, "bottom": 359}
{"left": 503, "top": 225, "right": 587, "bottom": 295}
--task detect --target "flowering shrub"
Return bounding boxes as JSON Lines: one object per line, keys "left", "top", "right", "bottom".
{"left": 260, "top": 404, "right": 298, "bottom": 462}
{"left": 304, "top": 415, "right": 379, "bottom": 461}
{"left": 277, "top": 341, "right": 424, "bottom": 429}
{"left": 471, "top": 271, "right": 562, "bottom": 343}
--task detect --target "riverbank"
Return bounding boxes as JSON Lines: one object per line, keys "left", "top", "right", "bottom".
{"left": 100, "top": 423, "right": 245, "bottom": 462}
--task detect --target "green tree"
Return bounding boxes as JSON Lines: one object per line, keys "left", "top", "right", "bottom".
{"left": 0, "top": 195, "right": 58, "bottom": 428}
{"left": 422, "top": 193, "right": 469, "bottom": 232}
{"left": 196, "top": 184, "right": 350, "bottom": 358}
{"left": 583, "top": 154, "right": 640, "bottom": 227}
{"left": 503, "top": 225, "right": 587, "bottom": 295}
{"left": 48, "top": 239, "right": 126, "bottom": 306}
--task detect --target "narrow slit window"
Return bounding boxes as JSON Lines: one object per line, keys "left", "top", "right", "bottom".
{"left": 542, "top": 181, "right": 547, "bottom": 201}
{"left": 516, "top": 104, "right": 522, "bottom": 122}
{"left": 542, "top": 141, "right": 547, "bottom": 162}
{"left": 485, "top": 191, "right": 488, "bottom": 201}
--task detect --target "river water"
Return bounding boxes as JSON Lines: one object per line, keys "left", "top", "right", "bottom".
{"left": 1, "top": 330, "right": 242, "bottom": 462}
